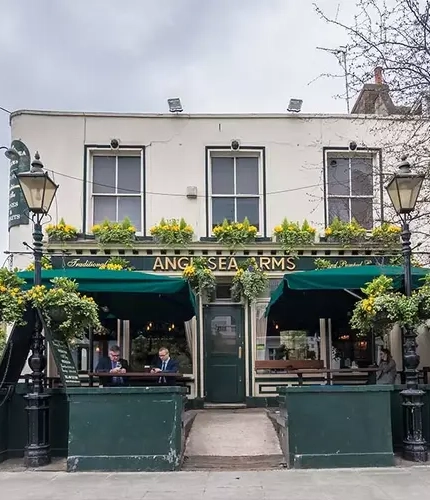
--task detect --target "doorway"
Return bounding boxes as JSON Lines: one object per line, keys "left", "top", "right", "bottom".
{"left": 204, "top": 305, "right": 245, "bottom": 403}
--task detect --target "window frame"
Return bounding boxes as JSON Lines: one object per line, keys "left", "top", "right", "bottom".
{"left": 85, "top": 146, "right": 145, "bottom": 235}
{"left": 323, "top": 147, "right": 383, "bottom": 229}
{"left": 206, "top": 147, "right": 266, "bottom": 237}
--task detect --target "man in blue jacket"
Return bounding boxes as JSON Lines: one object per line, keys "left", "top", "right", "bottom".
{"left": 95, "top": 345, "right": 129, "bottom": 386}
{"left": 151, "top": 347, "right": 179, "bottom": 384}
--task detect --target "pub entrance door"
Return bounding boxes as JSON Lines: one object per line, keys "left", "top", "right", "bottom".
{"left": 203, "top": 305, "right": 245, "bottom": 403}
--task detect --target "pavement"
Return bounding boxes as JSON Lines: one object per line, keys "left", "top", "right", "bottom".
{"left": 185, "top": 409, "right": 282, "bottom": 456}
{"left": 2, "top": 467, "right": 430, "bottom": 500}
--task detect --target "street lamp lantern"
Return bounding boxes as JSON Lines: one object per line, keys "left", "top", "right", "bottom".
{"left": 386, "top": 156, "right": 425, "bottom": 214}
{"left": 15, "top": 152, "right": 58, "bottom": 214}
{"left": 385, "top": 155, "right": 428, "bottom": 463}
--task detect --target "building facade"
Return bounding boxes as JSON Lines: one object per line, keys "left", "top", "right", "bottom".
{"left": 7, "top": 106, "right": 429, "bottom": 405}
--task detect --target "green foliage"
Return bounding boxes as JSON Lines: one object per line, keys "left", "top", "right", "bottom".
{"left": 350, "top": 274, "right": 430, "bottom": 337}
{"left": 91, "top": 217, "right": 136, "bottom": 246}
{"left": 212, "top": 217, "right": 258, "bottom": 248}
{"left": 274, "top": 218, "right": 316, "bottom": 251}
{"left": 26, "top": 277, "right": 101, "bottom": 343}
{"left": 99, "top": 256, "right": 133, "bottom": 271}
{"left": 150, "top": 218, "right": 194, "bottom": 246}
{"left": 371, "top": 223, "right": 401, "bottom": 247}
{"left": 231, "top": 258, "right": 268, "bottom": 302}
{"left": 183, "top": 257, "right": 216, "bottom": 299}
{"left": 0, "top": 326, "right": 6, "bottom": 357}
{"left": 45, "top": 218, "right": 78, "bottom": 242}
{"left": 325, "top": 217, "right": 366, "bottom": 246}
{"left": 0, "top": 269, "right": 27, "bottom": 325}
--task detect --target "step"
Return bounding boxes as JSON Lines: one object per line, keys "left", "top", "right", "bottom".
{"left": 182, "top": 454, "right": 286, "bottom": 471}
{"left": 203, "top": 403, "right": 247, "bottom": 410}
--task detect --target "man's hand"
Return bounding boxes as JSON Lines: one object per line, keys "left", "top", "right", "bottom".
{"left": 119, "top": 368, "right": 126, "bottom": 374}
{"left": 151, "top": 368, "right": 162, "bottom": 373}
{"left": 110, "top": 368, "right": 121, "bottom": 374}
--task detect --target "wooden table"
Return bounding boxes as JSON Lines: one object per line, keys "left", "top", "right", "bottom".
{"left": 88, "top": 372, "right": 184, "bottom": 387}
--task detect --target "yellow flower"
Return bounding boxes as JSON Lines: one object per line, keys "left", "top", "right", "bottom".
{"left": 249, "top": 226, "right": 257, "bottom": 232}
{"left": 274, "top": 225, "right": 282, "bottom": 233}
{"left": 129, "top": 226, "right": 136, "bottom": 232}
{"left": 325, "top": 228, "right": 332, "bottom": 236}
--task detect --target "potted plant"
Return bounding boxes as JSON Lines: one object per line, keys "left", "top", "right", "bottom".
{"left": 91, "top": 217, "right": 136, "bottom": 247}
{"left": 150, "top": 218, "right": 194, "bottom": 247}
{"left": 0, "top": 269, "right": 27, "bottom": 325}
{"left": 350, "top": 275, "right": 430, "bottom": 338}
{"left": 45, "top": 218, "right": 78, "bottom": 242}
{"left": 371, "top": 223, "right": 401, "bottom": 247}
{"left": 99, "top": 256, "right": 133, "bottom": 271}
{"left": 182, "top": 257, "right": 216, "bottom": 301}
{"left": 231, "top": 258, "right": 268, "bottom": 302}
{"left": 274, "top": 218, "right": 316, "bottom": 252}
{"left": 324, "top": 217, "right": 366, "bottom": 246}
{"left": 26, "top": 277, "right": 101, "bottom": 344}
{"left": 213, "top": 217, "right": 258, "bottom": 248}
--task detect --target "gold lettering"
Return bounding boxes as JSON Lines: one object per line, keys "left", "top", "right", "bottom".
{"left": 272, "top": 257, "right": 285, "bottom": 271}
{"left": 218, "top": 257, "right": 227, "bottom": 270}
{"left": 259, "top": 257, "right": 271, "bottom": 270}
{"left": 177, "top": 257, "right": 189, "bottom": 270}
{"left": 165, "top": 257, "right": 177, "bottom": 271}
{"left": 66, "top": 259, "right": 102, "bottom": 268}
{"left": 227, "top": 257, "right": 238, "bottom": 271}
{"left": 153, "top": 257, "right": 165, "bottom": 271}
{"left": 285, "top": 256, "right": 296, "bottom": 271}
{"left": 207, "top": 257, "right": 217, "bottom": 270}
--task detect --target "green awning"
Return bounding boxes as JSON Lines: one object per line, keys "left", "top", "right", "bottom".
{"left": 266, "top": 265, "right": 430, "bottom": 326}
{"left": 17, "top": 268, "right": 196, "bottom": 323}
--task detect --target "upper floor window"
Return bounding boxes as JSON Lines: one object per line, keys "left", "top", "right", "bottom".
{"left": 326, "top": 153, "right": 374, "bottom": 229}
{"left": 209, "top": 152, "right": 263, "bottom": 231}
{"left": 91, "top": 153, "right": 143, "bottom": 232}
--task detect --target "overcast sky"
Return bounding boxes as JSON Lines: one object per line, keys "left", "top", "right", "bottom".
{"left": 0, "top": 0, "right": 354, "bottom": 258}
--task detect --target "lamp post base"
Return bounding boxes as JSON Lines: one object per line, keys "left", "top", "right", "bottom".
{"left": 24, "top": 392, "right": 51, "bottom": 468}
{"left": 401, "top": 387, "right": 428, "bottom": 463}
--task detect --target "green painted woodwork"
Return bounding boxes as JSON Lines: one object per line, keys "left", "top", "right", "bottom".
{"left": 204, "top": 305, "right": 245, "bottom": 404}
{"left": 66, "top": 386, "right": 187, "bottom": 472}
{"left": 278, "top": 385, "right": 395, "bottom": 469}
{"left": 0, "top": 390, "right": 8, "bottom": 463}
{"left": 17, "top": 268, "right": 196, "bottom": 323}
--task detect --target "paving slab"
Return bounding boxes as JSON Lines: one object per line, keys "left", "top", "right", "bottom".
{"left": 2, "top": 467, "right": 430, "bottom": 500}
{"left": 185, "top": 409, "right": 282, "bottom": 456}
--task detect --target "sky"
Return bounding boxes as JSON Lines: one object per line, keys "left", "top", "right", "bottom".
{"left": 0, "top": 0, "right": 354, "bottom": 258}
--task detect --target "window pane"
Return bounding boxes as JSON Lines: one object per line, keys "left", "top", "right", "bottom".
{"left": 351, "top": 157, "right": 373, "bottom": 196}
{"left": 210, "top": 315, "right": 237, "bottom": 354}
{"left": 212, "top": 197, "right": 235, "bottom": 226}
{"left": 118, "top": 197, "right": 141, "bottom": 232}
{"left": 351, "top": 198, "right": 373, "bottom": 229}
{"left": 328, "top": 197, "right": 350, "bottom": 224}
{"left": 118, "top": 157, "right": 141, "bottom": 194}
{"left": 93, "top": 196, "right": 116, "bottom": 224}
{"left": 327, "top": 158, "right": 349, "bottom": 196}
{"left": 236, "top": 157, "right": 259, "bottom": 194}
{"left": 237, "top": 197, "right": 259, "bottom": 229}
{"left": 93, "top": 156, "right": 115, "bottom": 194}
{"left": 211, "top": 157, "right": 234, "bottom": 194}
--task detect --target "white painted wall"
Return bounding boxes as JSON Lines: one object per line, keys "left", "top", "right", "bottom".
{"left": 8, "top": 110, "right": 403, "bottom": 270}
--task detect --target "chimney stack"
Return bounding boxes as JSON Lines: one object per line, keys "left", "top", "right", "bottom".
{"left": 374, "top": 66, "right": 383, "bottom": 85}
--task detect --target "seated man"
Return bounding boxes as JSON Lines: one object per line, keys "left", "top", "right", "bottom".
{"left": 151, "top": 347, "right": 179, "bottom": 384}
{"left": 95, "top": 345, "right": 129, "bottom": 387}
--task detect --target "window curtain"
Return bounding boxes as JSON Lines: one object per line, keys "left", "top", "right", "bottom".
{"left": 255, "top": 301, "right": 268, "bottom": 360}
{"left": 184, "top": 317, "right": 195, "bottom": 356}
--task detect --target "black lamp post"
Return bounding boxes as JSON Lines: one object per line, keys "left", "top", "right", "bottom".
{"left": 14, "top": 152, "right": 58, "bottom": 467}
{"left": 386, "top": 155, "right": 427, "bottom": 462}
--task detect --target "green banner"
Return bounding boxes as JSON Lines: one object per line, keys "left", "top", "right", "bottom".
{"left": 8, "top": 140, "right": 30, "bottom": 229}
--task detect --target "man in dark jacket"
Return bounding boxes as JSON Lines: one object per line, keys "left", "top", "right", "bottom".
{"left": 151, "top": 347, "right": 179, "bottom": 384}
{"left": 95, "top": 345, "right": 129, "bottom": 386}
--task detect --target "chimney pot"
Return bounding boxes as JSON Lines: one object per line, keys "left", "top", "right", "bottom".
{"left": 374, "top": 66, "right": 383, "bottom": 84}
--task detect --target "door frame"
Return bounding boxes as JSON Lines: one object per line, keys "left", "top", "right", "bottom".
{"left": 203, "top": 303, "right": 246, "bottom": 403}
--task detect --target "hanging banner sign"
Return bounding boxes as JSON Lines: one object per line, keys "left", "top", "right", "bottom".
{"left": 8, "top": 140, "right": 31, "bottom": 230}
